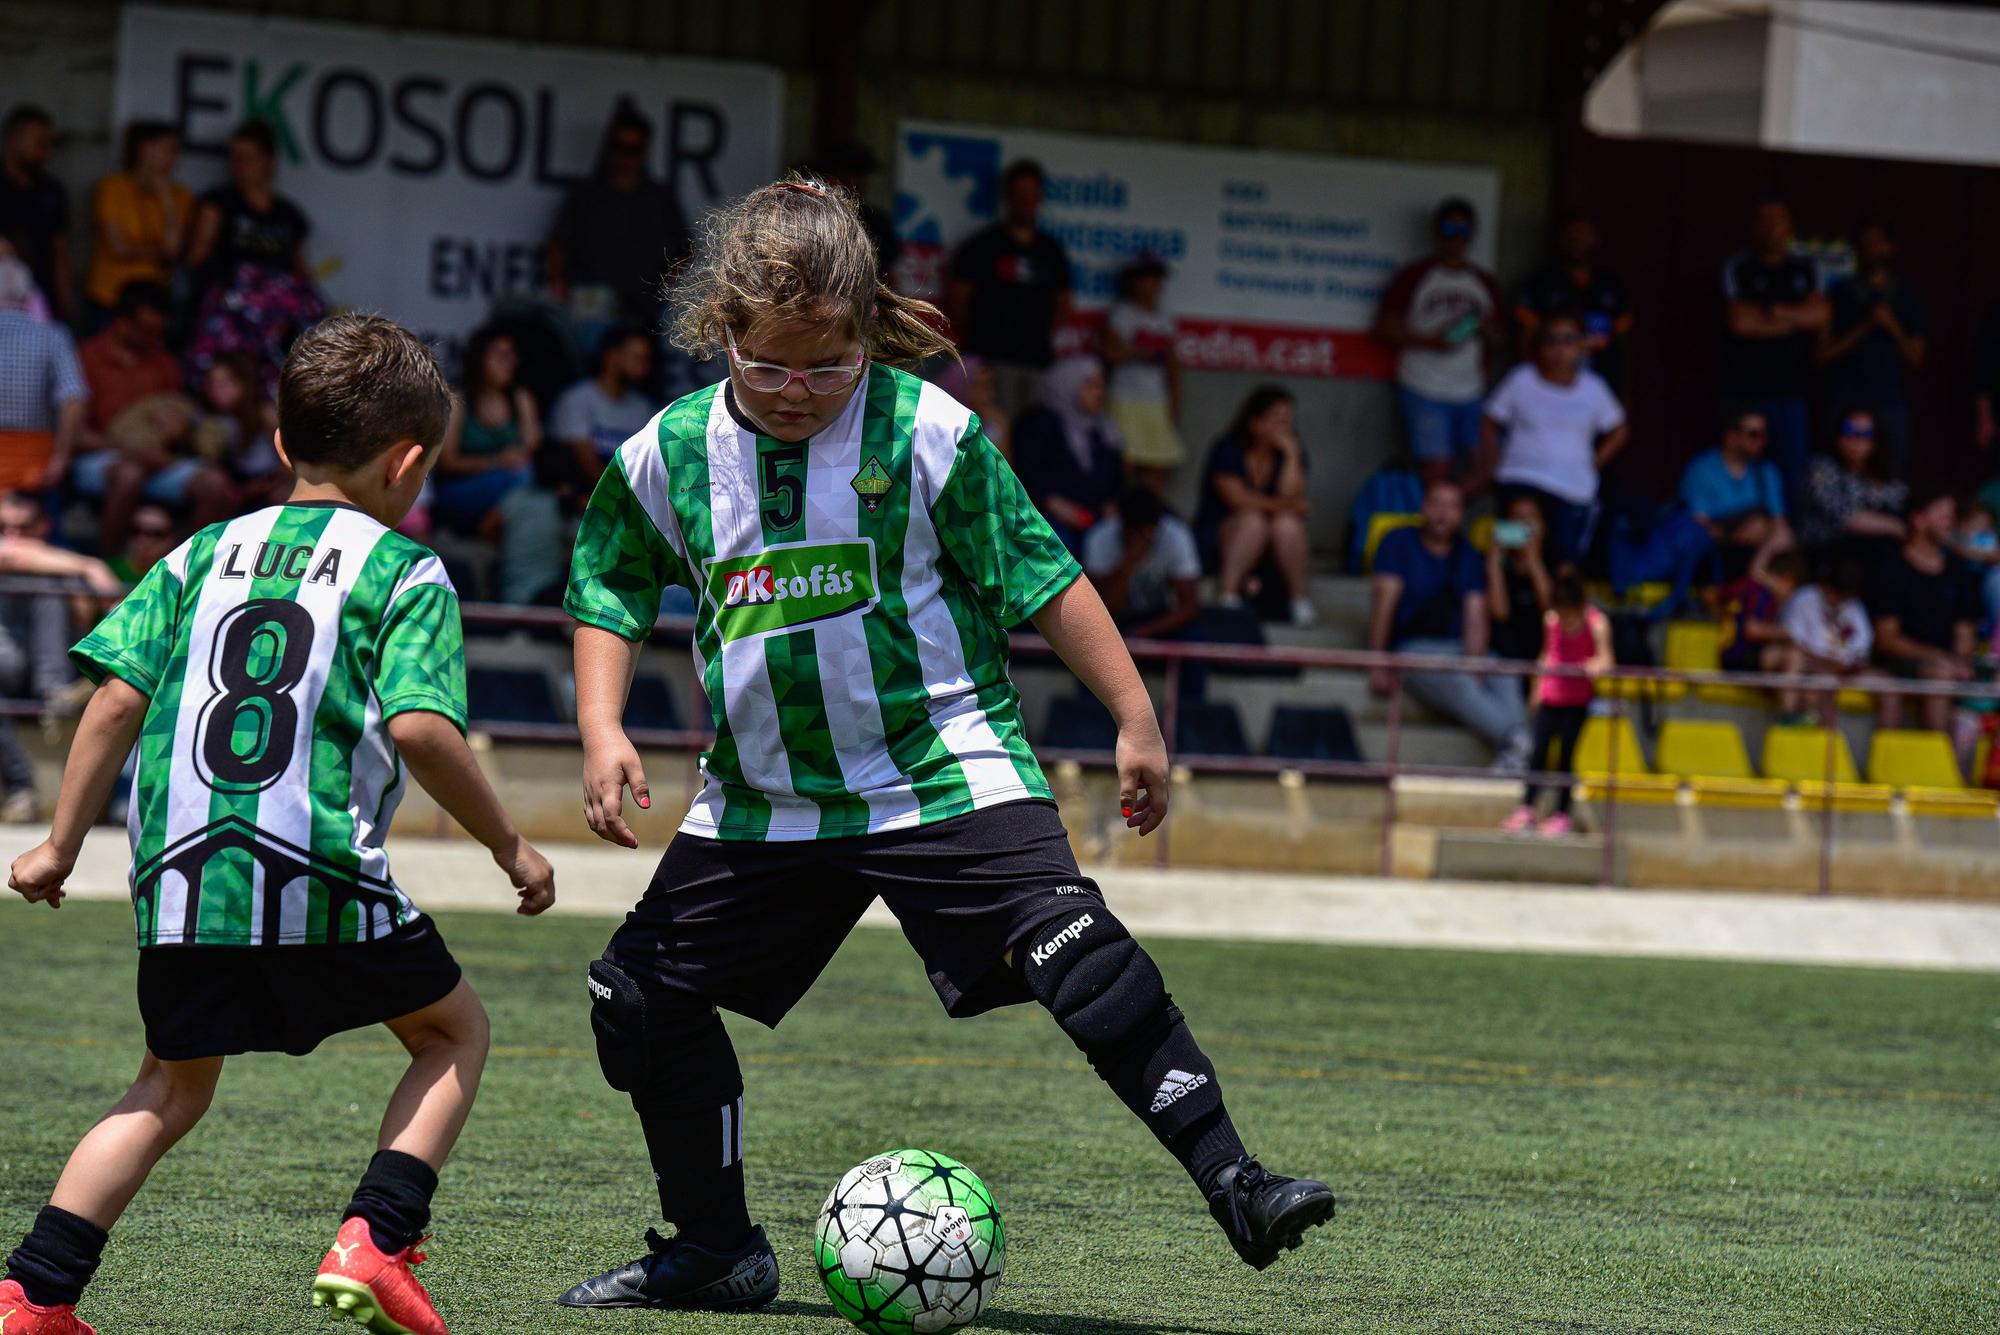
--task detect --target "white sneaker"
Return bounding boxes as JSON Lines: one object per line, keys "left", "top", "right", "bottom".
{"left": 1, "top": 790, "right": 37, "bottom": 823}
{"left": 1289, "top": 598, "right": 1317, "bottom": 628}
{"left": 1217, "top": 592, "right": 1245, "bottom": 610}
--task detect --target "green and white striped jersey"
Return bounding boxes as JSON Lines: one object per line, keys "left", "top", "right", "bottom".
{"left": 565, "top": 365, "right": 1083, "bottom": 841}
{"left": 71, "top": 502, "right": 467, "bottom": 948}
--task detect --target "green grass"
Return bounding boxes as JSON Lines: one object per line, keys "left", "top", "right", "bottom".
{"left": 2, "top": 900, "right": 1996, "bottom": 1334}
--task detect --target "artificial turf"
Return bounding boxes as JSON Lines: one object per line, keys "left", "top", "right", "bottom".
{"left": 2, "top": 898, "right": 1994, "bottom": 1334}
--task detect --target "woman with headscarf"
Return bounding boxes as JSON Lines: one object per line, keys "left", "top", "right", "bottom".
{"left": 1011, "top": 354, "right": 1124, "bottom": 555}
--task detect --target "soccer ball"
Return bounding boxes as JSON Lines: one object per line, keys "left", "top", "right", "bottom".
{"left": 815, "top": 1148, "right": 1005, "bottom": 1333}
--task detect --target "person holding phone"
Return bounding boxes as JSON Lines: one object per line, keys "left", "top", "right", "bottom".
{"left": 1486, "top": 494, "right": 1554, "bottom": 663}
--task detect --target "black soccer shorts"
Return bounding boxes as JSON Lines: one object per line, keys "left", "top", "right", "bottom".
{"left": 601, "top": 798, "right": 1104, "bottom": 1027}
{"left": 137, "top": 916, "right": 463, "bottom": 1060}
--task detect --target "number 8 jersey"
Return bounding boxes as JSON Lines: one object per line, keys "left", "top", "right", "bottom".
{"left": 71, "top": 501, "right": 468, "bottom": 948}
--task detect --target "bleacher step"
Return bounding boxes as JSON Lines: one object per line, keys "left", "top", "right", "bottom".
{"left": 1432, "top": 830, "right": 1620, "bottom": 885}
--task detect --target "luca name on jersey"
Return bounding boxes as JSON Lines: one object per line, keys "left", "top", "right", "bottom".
{"left": 215, "top": 539, "right": 345, "bottom": 585}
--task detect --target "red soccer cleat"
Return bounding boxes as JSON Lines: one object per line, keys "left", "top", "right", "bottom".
{"left": 310, "top": 1217, "right": 447, "bottom": 1335}
{"left": 0, "top": 1279, "right": 97, "bottom": 1335}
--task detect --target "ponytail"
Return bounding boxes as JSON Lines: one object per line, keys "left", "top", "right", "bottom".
{"left": 869, "top": 284, "right": 958, "bottom": 368}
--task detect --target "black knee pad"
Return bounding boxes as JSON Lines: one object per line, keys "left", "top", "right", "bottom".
{"left": 587, "top": 958, "right": 737, "bottom": 1103}
{"left": 1014, "top": 907, "right": 1167, "bottom": 1052}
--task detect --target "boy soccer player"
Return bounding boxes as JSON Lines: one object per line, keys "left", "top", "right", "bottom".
{"left": 1, "top": 314, "right": 556, "bottom": 1335}
{"left": 557, "top": 178, "right": 1333, "bottom": 1311}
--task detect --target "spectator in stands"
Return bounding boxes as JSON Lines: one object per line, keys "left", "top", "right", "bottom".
{"left": 813, "top": 141, "right": 899, "bottom": 283}
{"left": 1679, "top": 406, "right": 1794, "bottom": 574}
{"left": 547, "top": 322, "right": 657, "bottom": 507}
{"left": 1103, "top": 254, "right": 1185, "bottom": 480}
{"left": 435, "top": 325, "right": 540, "bottom": 539}
{"left": 1818, "top": 220, "right": 1925, "bottom": 477}
{"left": 0, "top": 257, "right": 84, "bottom": 493}
{"left": 84, "top": 121, "right": 189, "bottom": 332}
{"left": 1369, "top": 479, "right": 1531, "bottom": 771}
{"left": 1373, "top": 197, "right": 1503, "bottom": 482}
{"left": 185, "top": 119, "right": 323, "bottom": 392}
{"left": 1782, "top": 555, "right": 1886, "bottom": 708}
{"left": 1478, "top": 311, "right": 1626, "bottom": 566}
{"left": 0, "top": 105, "right": 71, "bottom": 320}
{"left": 1515, "top": 210, "right": 1632, "bottom": 394}
{"left": 546, "top": 100, "right": 690, "bottom": 333}
{"left": 1196, "top": 385, "right": 1314, "bottom": 627}
{"left": 1013, "top": 354, "right": 1122, "bottom": 556}
{"left": 74, "top": 280, "right": 235, "bottom": 550}
{"left": 1869, "top": 486, "right": 1978, "bottom": 733}
{"left": 1798, "top": 407, "right": 1907, "bottom": 561}
{"left": 104, "top": 501, "right": 176, "bottom": 585}
{"left": 1503, "top": 569, "right": 1612, "bottom": 838}
{"left": 1486, "top": 494, "right": 1554, "bottom": 663}
{"left": 1085, "top": 484, "right": 1200, "bottom": 641}
{"left": 947, "top": 159, "right": 1073, "bottom": 419}
{"left": 1948, "top": 500, "right": 2000, "bottom": 631}
{"left": 0, "top": 490, "right": 119, "bottom": 759}
{"left": 1714, "top": 547, "right": 1812, "bottom": 716}
{"left": 192, "top": 353, "right": 287, "bottom": 508}
{"left": 953, "top": 355, "right": 1012, "bottom": 462}
{"left": 1721, "top": 198, "right": 1827, "bottom": 503}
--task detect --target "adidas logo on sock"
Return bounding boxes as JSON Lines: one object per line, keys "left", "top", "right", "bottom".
{"left": 1150, "top": 1068, "right": 1210, "bottom": 1113}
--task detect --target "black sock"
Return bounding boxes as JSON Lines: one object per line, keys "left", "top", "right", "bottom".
{"left": 6, "top": 1205, "right": 109, "bottom": 1308}
{"left": 1079, "top": 1002, "right": 1247, "bottom": 1196}
{"left": 343, "top": 1150, "right": 440, "bottom": 1254}
{"left": 1178, "top": 1108, "right": 1250, "bottom": 1198}
{"left": 630, "top": 1004, "right": 753, "bottom": 1250}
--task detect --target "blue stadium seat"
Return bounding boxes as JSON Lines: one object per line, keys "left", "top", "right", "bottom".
{"left": 467, "top": 666, "right": 561, "bottom": 725}
{"left": 1266, "top": 705, "right": 1362, "bottom": 763}
{"left": 1187, "top": 605, "right": 1298, "bottom": 681}
{"left": 1176, "top": 702, "right": 1250, "bottom": 757}
{"left": 624, "top": 675, "right": 682, "bottom": 731}
{"left": 1044, "top": 694, "right": 1118, "bottom": 752}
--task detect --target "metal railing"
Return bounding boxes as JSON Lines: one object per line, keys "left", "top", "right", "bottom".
{"left": 12, "top": 576, "right": 1997, "bottom": 894}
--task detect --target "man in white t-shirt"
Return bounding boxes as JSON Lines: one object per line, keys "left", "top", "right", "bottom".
{"left": 1083, "top": 486, "right": 1201, "bottom": 640}
{"left": 1479, "top": 311, "right": 1628, "bottom": 566}
{"left": 1373, "top": 199, "right": 1504, "bottom": 481}
{"left": 548, "top": 323, "right": 659, "bottom": 500}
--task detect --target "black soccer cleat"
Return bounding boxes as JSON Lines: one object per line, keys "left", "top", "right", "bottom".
{"left": 555, "top": 1225, "right": 779, "bottom": 1311}
{"left": 1207, "top": 1156, "right": 1336, "bottom": 1271}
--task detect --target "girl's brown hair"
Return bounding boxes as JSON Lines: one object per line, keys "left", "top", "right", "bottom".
{"left": 670, "top": 174, "right": 954, "bottom": 368}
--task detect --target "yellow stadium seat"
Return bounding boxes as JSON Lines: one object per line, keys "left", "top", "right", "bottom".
{"left": 1688, "top": 777, "right": 1790, "bottom": 809}
{"left": 1903, "top": 787, "right": 2000, "bottom": 819}
{"left": 1656, "top": 719, "right": 1754, "bottom": 779}
{"left": 1793, "top": 780, "right": 1896, "bottom": 813}
{"left": 1574, "top": 715, "right": 1678, "bottom": 802}
{"left": 1364, "top": 513, "right": 1420, "bottom": 571}
{"left": 1663, "top": 621, "right": 1721, "bottom": 673}
{"left": 1468, "top": 514, "right": 1494, "bottom": 553}
{"left": 1868, "top": 729, "right": 1964, "bottom": 789}
{"left": 1761, "top": 725, "right": 1860, "bottom": 785}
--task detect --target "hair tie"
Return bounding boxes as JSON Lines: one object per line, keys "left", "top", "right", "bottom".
{"left": 779, "top": 180, "right": 829, "bottom": 197}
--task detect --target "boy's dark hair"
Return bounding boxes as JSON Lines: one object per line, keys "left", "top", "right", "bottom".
{"left": 1225, "top": 384, "right": 1293, "bottom": 441}
{"left": 120, "top": 119, "right": 176, "bottom": 171}
{"left": 1434, "top": 196, "right": 1476, "bottom": 229}
{"left": 278, "top": 314, "right": 452, "bottom": 473}
{"left": 2, "top": 105, "right": 51, "bottom": 140}
{"left": 1002, "top": 158, "right": 1046, "bottom": 191}
{"left": 1765, "top": 549, "right": 1806, "bottom": 584}
{"left": 1719, "top": 400, "right": 1766, "bottom": 436}
{"left": 1827, "top": 555, "right": 1868, "bottom": 599}
{"left": 1119, "top": 485, "right": 1166, "bottom": 532}
{"left": 231, "top": 118, "right": 279, "bottom": 159}
{"left": 594, "top": 319, "right": 651, "bottom": 372}
{"left": 1906, "top": 481, "right": 1958, "bottom": 515}
{"left": 1551, "top": 568, "right": 1587, "bottom": 610}
{"left": 114, "top": 279, "right": 171, "bottom": 319}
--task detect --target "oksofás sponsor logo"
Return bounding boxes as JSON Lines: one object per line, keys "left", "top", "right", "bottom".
{"left": 704, "top": 539, "right": 879, "bottom": 642}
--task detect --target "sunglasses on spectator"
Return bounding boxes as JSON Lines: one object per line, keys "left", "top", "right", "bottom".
{"left": 1841, "top": 420, "right": 1876, "bottom": 439}
{"left": 726, "top": 336, "right": 865, "bottom": 395}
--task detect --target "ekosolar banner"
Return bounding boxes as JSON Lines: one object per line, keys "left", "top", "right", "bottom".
{"left": 894, "top": 120, "right": 1499, "bottom": 380}
{"left": 114, "top": 4, "right": 782, "bottom": 362}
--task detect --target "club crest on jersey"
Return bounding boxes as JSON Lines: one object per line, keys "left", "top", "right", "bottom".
{"left": 850, "top": 455, "right": 893, "bottom": 513}
{"left": 704, "top": 538, "right": 880, "bottom": 643}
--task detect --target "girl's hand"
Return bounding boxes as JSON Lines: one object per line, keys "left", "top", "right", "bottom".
{"left": 10, "top": 841, "right": 75, "bottom": 908}
{"left": 582, "top": 730, "right": 650, "bottom": 848}
{"left": 1115, "top": 720, "right": 1170, "bottom": 836}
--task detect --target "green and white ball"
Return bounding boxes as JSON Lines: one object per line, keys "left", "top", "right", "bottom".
{"left": 815, "top": 1148, "right": 1005, "bottom": 1333}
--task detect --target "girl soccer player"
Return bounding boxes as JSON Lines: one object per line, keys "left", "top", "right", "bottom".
{"left": 557, "top": 177, "right": 1333, "bottom": 1311}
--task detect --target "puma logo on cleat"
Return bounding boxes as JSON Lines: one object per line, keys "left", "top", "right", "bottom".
{"left": 1151, "top": 1068, "right": 1209, "bottom": 1112}
{"left": 330, "top": 1241, "right": 360, "bottom": 1265}
{"left": 1030, "top": 913, "right": 1094, "bottom": 966}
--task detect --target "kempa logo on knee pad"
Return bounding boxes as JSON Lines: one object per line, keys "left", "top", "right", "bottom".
{"left": 587, "top": 975, "right": 613, "bottom": 1002}
{"left": 1030, "top": 913, "right": 1095, "bottom": 966}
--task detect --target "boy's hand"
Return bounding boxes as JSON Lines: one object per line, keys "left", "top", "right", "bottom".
{"left": 498, "top": 835, "right": 556, "bottom": 916}
{"left": 10, "top": 840, "right": 75, "bottom": 908}
{"left": 583, "top": 730, "right": 650, "bottom": 849}
{"left": 1116, "top": 720, "right": 1171, "bottom": 837}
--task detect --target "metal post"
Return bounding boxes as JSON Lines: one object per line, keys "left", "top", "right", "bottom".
{"left": 1817, "top": 686, "right": 1838, "bottom": 897}
{"left": 1379, "top": 666, "right": 1402, "bottom": 878}
{"left": 1600, "top": 684, "right": 1621, "bottom": 887}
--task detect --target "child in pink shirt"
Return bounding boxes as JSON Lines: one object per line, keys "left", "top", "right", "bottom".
{"left": 1503, "top": 570, "right": 1613, "bottom": 836}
